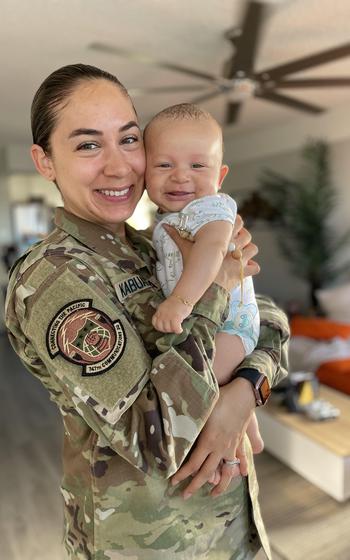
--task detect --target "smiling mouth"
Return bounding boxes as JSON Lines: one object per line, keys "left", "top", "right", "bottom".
{"left": 97, "top": 187, "right": 131, "bottom": 197}
{"left": 166, "top": 191, "right": 194, "bottom": 197}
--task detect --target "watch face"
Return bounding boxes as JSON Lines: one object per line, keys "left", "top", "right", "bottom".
{"left": 258, "top": 377, "right": 271, "bottom": 405}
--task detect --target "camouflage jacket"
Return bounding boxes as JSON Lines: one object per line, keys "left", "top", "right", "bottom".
{"left": 6, "top": 208, "right": 289, "bottom": 560}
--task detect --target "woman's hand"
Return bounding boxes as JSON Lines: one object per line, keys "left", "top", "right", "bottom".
{"left": 214, "top": 215, "right": 259, "bottom": 292}
{"left": 171, "top": 377, "right": 256, "bottom": 499}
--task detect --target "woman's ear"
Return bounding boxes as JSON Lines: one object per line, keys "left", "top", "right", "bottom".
{"left": 31, "top": 145, "right": 56, "bottom": 182}
{"left": 217, "top": 165, "right": 229, "bottom": 190}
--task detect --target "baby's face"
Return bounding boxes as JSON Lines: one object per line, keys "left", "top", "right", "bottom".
{"left": 145, "top": 119, "right": 228, "bottom": 213}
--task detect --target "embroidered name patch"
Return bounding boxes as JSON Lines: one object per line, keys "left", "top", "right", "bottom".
{"left": 115, "top": 274, "right": 153, "bottom": 302}
{"left": 47, "top": 299, "right": 125, "bottom": 376}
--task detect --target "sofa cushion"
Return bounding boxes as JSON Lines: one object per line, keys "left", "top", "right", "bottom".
{"left": 290, "top": 315, "right": 350, "bottom": 340}
{"left": 316, "top": 360, "right": 350, "bottom": 396}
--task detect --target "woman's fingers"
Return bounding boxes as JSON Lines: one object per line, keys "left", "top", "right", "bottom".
{"left": 234, "top": 227, "right": 252, "bottom": 250}
{"left": 241, "top": 242, "right": 258, "bottom": 263}
{"left": 208, "top": 468, "right": 221, "bottom": 485}
{"left": 232, "top": 214, "right": 244, "bottom": 237}
{"left": 171, "top": 446, "right": 210, "bottom": 486}
{"left": 180, "top": 453, "right": 223, "bottom": 499}
{"left": 245, "top": 260, "right": 260, "bottom": 278}
{"left": 210, "top": 440, "right": 249, "bottom": 497}
{"left": 236, "top": 441, "right": 249, "bottom": 477}
{"left": 210, "top": 460, "right": 241, "bottom": 497}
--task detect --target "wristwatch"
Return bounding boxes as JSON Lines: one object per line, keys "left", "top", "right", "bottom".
{"left": 234, "top": 368, "right": 271, "bottom": 406}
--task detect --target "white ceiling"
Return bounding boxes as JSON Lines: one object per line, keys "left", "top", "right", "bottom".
{"left": 1, "top": 0, "right": 350, "bottom": 147}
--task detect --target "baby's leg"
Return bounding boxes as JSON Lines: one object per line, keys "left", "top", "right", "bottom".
{"left": 246, "top": 411, "right": 264, "bottom": 454}
{"left": 213, "top": 332, "right": 245, "bottom": 385}
{"left": 214, "top": 332, "right": 264, "bottom": 455}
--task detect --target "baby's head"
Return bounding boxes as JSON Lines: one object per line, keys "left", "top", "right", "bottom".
{"left": 144, "top": 103, "right": 228, "bottom": 213}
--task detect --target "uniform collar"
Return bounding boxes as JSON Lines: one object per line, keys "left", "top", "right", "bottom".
{"left": 54, "top": 207, "right": 155, "bottom": 273}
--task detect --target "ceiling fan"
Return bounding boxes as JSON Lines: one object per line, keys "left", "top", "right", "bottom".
{"left": 89, "top": 0, "right": 350, "bottom": 125}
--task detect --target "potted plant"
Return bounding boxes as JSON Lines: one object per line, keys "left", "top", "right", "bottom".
{"left": 243, "top": 140, "right": 350, "bottom": 312}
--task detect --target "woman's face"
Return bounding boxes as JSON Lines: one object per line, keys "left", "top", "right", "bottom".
{"left": 40, "top": 79, "right": 146, "bottom": 234}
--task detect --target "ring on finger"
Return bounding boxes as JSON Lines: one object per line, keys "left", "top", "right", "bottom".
{"left": 223, "top": 458, "right": 240, "bottom": 467}
{"left": 228, "top": 242, "right": 236, "bottom": 252}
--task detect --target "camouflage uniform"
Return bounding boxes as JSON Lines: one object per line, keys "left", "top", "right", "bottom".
{"left": 5, "top": 208, "right": 289, "bottom": 560}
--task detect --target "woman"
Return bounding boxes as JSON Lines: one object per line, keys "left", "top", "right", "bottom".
{"left": 5, "top": 64, "right": 289, "bottom": 560}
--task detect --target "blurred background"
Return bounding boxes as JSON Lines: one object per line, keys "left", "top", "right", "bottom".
{"left": 1, "top": 1, "right": 350, "bottom": 559}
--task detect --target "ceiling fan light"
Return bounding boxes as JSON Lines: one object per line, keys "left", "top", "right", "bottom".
{"left": 228, "top": 78, "right": 256, "bottom": 101}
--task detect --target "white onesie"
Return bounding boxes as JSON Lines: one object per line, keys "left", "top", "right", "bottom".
{"left": 152, "top": 193, "right": 260, "bottom": 355}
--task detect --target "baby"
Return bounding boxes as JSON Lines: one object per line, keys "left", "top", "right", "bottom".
{"left": 144, "top": 103, "right": 264, "bottom": 457}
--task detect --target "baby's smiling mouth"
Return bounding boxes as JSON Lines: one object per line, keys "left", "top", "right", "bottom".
{"left": 165, "top": 191, "right": 194, "bottom": 198}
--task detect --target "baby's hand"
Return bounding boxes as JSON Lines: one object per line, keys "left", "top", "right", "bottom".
{"left": 152, "top": 296, "right": 192, "bottom": 334}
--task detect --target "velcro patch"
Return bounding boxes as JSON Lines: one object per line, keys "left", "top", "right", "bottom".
{"left": 47, "top": 299, "right": 125, "bottom": 376}
{"left": 114, "top": 274, "right": 153, "bottom": 302}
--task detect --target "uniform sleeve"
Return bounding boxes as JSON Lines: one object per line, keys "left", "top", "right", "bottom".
{"left": 7, "top": 258, "right": 229, "bottom": 479}
{"left": 235, "top": 294, "right": 290, "bottom": 388}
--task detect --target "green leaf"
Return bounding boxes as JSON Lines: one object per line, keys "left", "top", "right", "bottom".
{"left": 252, "top": 139, "right": 350, "bottom": 305}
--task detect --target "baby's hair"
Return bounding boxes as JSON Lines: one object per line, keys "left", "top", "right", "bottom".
{"left": 144, "top": 103, "right": 223, "bottom": 152}
{"left": 150, "top": 102, "right": 213, "bottom": 122}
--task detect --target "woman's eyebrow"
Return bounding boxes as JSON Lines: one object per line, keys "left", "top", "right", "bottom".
{"left": 68, "top": 128, "right": 102, "bottom": 139}
{"left": 119, "top": 121, "right": 140, "bottom": 132}
{"left": 68, "top": 121, "right": 140, "bottom": 139}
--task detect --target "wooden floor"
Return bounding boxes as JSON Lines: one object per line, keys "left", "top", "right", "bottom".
{"left": 1, "top": 333, "right": 350, "bottom": 560}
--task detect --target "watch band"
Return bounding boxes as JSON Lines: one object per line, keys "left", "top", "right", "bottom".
{"left": 234, "top": 368, "right": 271, "bottom": 406}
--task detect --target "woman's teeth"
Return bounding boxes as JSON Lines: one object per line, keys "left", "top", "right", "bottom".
{"left": 99, "top": 188, "right": 130, "bottom": 197}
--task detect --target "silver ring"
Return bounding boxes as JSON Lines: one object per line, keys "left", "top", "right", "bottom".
{"left": 228, "top": 242, "right": 236, "bottom": 252}
{"left": 223, "top": 458, "right": 240, "bottom": 467}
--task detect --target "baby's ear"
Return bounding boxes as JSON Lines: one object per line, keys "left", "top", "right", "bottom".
{"left": 218, "top": 165, "right": 229, "bottom": 189}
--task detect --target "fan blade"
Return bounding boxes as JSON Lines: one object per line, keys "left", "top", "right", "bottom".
{"left": 128, "top": 85, "right": 211, "bottom": 96}
{"left": 225, "top": 102, "right": 242, "bottom": 124}
{"left": 225, "top": 1, "right": 268, "bottom": 79}
{"left": 190, "top": 90, "right": 224, "bottom": 104}
{"left": 274, "top": 78, "right": 350, "bottom": 88}
{"left": 256, "top": 43, "right": 350, "bottom": 81}
{"left": 256, "top": 91, "right": 324, "bottom": 114}
{"left": 89, "top": 42, "right": 219, "bottom": 83}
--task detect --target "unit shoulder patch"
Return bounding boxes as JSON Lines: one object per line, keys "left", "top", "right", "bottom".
{"left": 46, "top": 299, "right": 126, "bottom": 376}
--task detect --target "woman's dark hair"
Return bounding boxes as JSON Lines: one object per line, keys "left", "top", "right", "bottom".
{"left": 31, "top": 63, "right": 134, "bottom": 153}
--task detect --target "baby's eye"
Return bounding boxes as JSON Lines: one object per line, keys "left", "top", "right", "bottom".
{"left": 158, "top": 163, "right": 171, "bottom": 168}
{"left": 191, "top": 163, "right": 205, "bottom": 169}
{"left": 77, "top": 142, "right": 99, "bottom": 151}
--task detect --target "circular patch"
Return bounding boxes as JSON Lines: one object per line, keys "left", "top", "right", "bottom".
{"left": 47, "top": 300, "right": 126, "bottom": 376}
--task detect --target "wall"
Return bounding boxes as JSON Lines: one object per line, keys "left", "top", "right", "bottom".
{"left": 222, "top": 101, "right": 350, "bottom": 309}
{"left": 1, "top": 145, "right": 62, "bottom": 248}
{"left": 0, "top": 149, "right": 13, "bottom": 245}
{"left": 8, "top": 174, "right": 62, "bottom": 206}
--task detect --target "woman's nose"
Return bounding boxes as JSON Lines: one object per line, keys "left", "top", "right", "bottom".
{"left": 103, "top": 147, "right": 131, "bottom": 177}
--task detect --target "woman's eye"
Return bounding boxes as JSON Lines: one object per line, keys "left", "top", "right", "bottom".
{"left": 121, "top": 135, "right": 139, "bottom": 145}
{"left": 158, "top": 163, "right": 171, "bottom": 168}
{"left": 77, "top": 142, "right": 99, "bottom": 151}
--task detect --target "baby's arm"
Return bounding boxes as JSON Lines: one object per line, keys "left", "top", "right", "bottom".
{"left": 152, "top": 220, "right": 233, "bottom": 333}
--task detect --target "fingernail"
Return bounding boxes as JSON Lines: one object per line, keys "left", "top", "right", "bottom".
{"left": 183, "top": 493, "right": 192, "bottom": 500}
